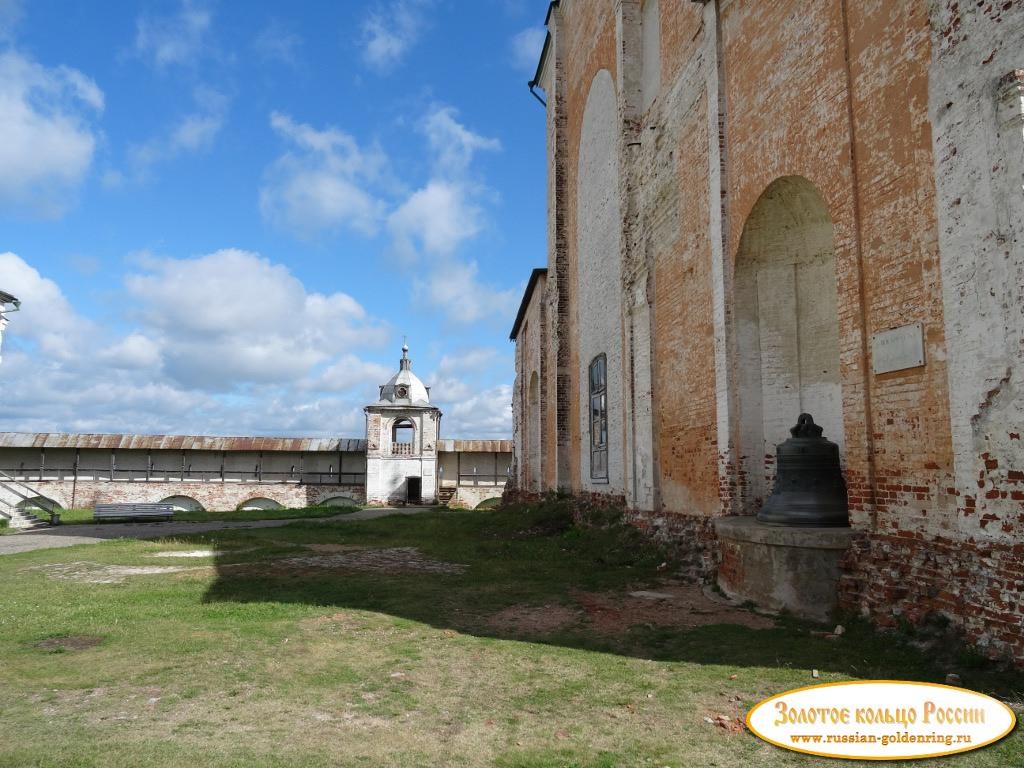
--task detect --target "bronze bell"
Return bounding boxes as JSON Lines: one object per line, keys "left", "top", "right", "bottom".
{"left": 757, "top": 413, "right": 849, "bottom": 527}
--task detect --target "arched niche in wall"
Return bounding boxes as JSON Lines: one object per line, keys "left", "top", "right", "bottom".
{"left": 159, "top": 495, "right": 205, "bottom": 512}
{"left": 237, "top": 497, "right": 283, "bottom": 511}
{"left": 734, "top": 176, "right": 844, "bottom": 513}
{"left": 528, "top": 370, "right": 541, "bottom": 490}
{"left": 577, "top": 68, "right": 624, "bottom": 491}
{"left": 319, "top": 494, "right": 357, "bottom": 507}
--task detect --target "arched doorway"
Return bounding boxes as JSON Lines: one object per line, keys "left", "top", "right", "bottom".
{"left": 734, "top": 176, "right": 843, "bottom": 513}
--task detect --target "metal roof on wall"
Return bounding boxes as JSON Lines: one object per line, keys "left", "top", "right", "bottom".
{"left": 437, "top": 439, "right": 513, "bottom": 453}
{"left": 0, "top": 433, "right": 367, "bottom": 452}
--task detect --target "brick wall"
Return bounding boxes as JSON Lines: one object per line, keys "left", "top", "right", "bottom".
{"left": 521, "top": 0, "right": 1024, "bottom": 666}
{"left": 24, "top": 479, "right": 364, "bottom": 511}
{"left": 838, "top": 1, "right": 1024, "bottom": 665}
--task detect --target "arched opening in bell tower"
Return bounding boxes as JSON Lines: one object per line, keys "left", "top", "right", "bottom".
{"left": 734, "top": 176, "right": 843, "bottom": 514}
{"left": 392, "top": 419, "right": 415, "bottom": 455}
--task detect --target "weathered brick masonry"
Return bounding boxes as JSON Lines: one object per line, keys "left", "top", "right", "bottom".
{"left": 512, "top": 0, "right": 1024, "bottom": 665}
{"left": 19, "top": 479, "right": 364, "bottom": 512}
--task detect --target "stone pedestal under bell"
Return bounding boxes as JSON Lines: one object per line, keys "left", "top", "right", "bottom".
{"left": 714, "top": 517, "right": 856, "bottom": 623}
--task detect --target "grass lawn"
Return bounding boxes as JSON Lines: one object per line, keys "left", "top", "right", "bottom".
{"left": 1, "top": 502, "right": 1021, "bottom": 767}
{"left": 51, "top": 504, "right": 361, "bottom": 525}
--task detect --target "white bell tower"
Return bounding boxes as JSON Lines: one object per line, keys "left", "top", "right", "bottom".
{"left": 363, "top": 342, "right": 441, "bottom": 504}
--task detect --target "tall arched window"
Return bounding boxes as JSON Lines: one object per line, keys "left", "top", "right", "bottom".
{"left": 589, "top": 355, "right": 608, "bottom": 480}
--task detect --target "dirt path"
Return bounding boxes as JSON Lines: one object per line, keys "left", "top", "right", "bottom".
{"left": 0, "top": 507, "right": 440, "bottom": 556}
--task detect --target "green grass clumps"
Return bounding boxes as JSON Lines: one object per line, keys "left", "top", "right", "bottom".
{"left": 0, "top": 504, "right": 1020, "bottom": 768}
{"left": 54, "top": 504, "right": 361, "bottom": 525}
{"left": 176, "top": 504, "right": 360, "bottom": 522}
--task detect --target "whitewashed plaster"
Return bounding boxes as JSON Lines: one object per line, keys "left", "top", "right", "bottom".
{"left": 577, "top": 68, "right": 626, "bottom": 494}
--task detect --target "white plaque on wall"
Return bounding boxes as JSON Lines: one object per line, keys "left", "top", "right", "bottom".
{"left": 871, "top": 323, "right": 925, "bottom": 374}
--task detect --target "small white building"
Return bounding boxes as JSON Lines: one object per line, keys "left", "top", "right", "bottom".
{"left": 364, "top": 343, "right": 441, "bottom": 505}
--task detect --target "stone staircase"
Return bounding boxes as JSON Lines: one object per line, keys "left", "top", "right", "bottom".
{"left": 0, "top": 471, "right": 55, "bottom": 529}
{"left": 437, "top": 487, "right": 456, "bottom": 507}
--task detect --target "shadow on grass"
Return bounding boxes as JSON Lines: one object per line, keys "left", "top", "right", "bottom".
{"left": 199, "top": 502, "right": 1024, "bottom": 700}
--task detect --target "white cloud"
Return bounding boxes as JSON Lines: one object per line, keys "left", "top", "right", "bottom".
{"left": 261, "top": 104, "right": 510, "bottom": 331}
{"left": 436, "top": 347, "right": 500, "bottom": 377}
{"left": 426, "top": 347, "right": 505, "bottom": 405}
{"left": 0, "top": 51, "right": 103, "bottom": 216}
{"left": 253, "top": 21, "right": 302, "bottom": 67}
{"left": 441, "top": 384, "right": 513, "bottom": 439}
{"left": 134, "top": 0, "right": 211, "bottom": 68}
{"left": 171, "top": 88, "right": 225, "bottom": 151}
{"left": 312, "top": 354, "right": 393, "bottom": 393}
{"left": 388, "top": 180, "right": 484, "bottom": 260}
{"left": 416, "top": 260, "right": 519, "bottom": 326}
{"left": 124, "top": 248, "right": 388, "bottom": 389}
{"left": 422, "top": 106, "right": 500, "bottom": 177}
{"left": 115, "top": 87, "right": 227, "bottom": 184}
{"left": 0, "top": 251, "right": 89, "bottom": 360}
{"left": 396, "top": 346, "right": 516, "bottom": 438}
{"left": 361, "top": 0, "right": 429, "bottom": 72}
{"left": 0, "top": 250, "right": 392, "bottom": 438}
{"left": 387, "top": 107, "right": 499, "bottom": 262}
{"left": 510, "top": 27, "right": 546, "bottom": 73}
{"left": 99, "top": 333, "right": 162, "bottom": 370}
{"left": 260, "top": 112, "right": 388, "bottom": 238}
{"left": 0, "top": 251, "right": 513, "bottom": 438}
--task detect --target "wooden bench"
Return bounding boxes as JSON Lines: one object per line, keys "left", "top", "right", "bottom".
{"left": 93, "top": 503, "right": 175, "bottom": 522}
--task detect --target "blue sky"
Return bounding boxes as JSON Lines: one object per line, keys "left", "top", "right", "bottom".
{"left": 0, "top": 0, "right": 548, "bottom": 439}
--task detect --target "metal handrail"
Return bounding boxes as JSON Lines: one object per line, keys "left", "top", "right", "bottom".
{"left": 0, "top": 469, "right": 59, "bottom": 521}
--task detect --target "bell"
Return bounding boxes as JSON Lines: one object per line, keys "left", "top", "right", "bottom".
{"left": 757, "top": 413, "right": 849, "bottom": 527}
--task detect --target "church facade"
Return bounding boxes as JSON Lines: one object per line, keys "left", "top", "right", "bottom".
{"left": 512, "top": 1, "right": 1024, "bottom": 664}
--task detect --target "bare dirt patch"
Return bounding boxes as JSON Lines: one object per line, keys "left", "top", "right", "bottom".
{"left": 35, "top": 635, "right": 104, "bottom": 651}
{"left": 487, "top": 603, "right": 583, "bottom": 637}
{"left": 147, "top": 549, "right": 223, "bottom": 558}
{"left": 299, "top": 611, "right": 368, "bottom": 633}
{"left": 278, "top": 547, "right": 467, "bottom": 575}
{"left": 571, "top": 582, "right": 774, "bottom": 634}
{"left": 28, "top": 562, "right": 198, "bottom": 584}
